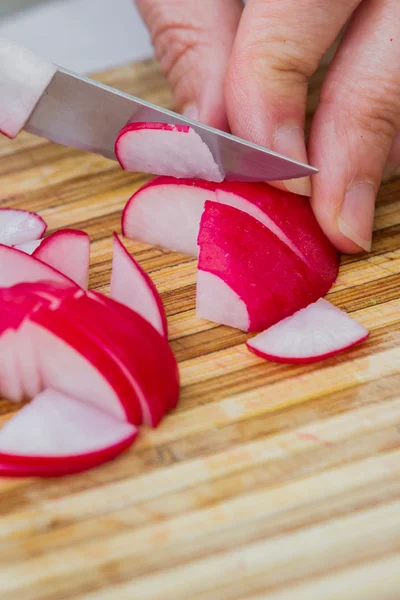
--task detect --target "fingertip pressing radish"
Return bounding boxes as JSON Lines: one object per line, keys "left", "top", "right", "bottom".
{"left": 247, "top": 299, "right": 369, "bottom": 364}
{"left": 33, "top": 229, "right": 90, "bottom": 289}
{"left": 0, "top": 39, "right": 56, "bottom": 139}
{"left": 111, "top": 233, "right": 167, "bottom": 337}
{"left": 115, "top": 123, "right": 224, "bottom": 182}
{"left": 0, "top": 208, "right": 46, "bottom": 246}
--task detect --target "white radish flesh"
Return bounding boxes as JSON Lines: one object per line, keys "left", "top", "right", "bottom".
{"left": 0, "top": 330, "right": 24, "bottom": 402}
{"left": 115, "top": 123, "right": 224, "bottom": 182}
{"left": 247, "top": 299, "right": 369, "bottom": 364}
{"left": 196, "top": 271, "right": 250, "bottom": 332}
{"left": 14, "top": 239, "right": 43, "bottom": 255}
{"left": 0, "top": 39, "right": 56, "bottom": 139}
{"left": 111, "top": 234, "right": 167, "bottom": 337}
{"left": 0, "top": 208, "right": 46, "bottom": 246}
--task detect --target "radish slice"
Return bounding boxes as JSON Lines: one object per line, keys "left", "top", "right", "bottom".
{"left": 196, "top": 201, "right": 321, "bottom": 332}
{"left": 247, "top": 299, "right": 369, "bottom": 363}
{"left": 0, "top": 208, "right": 46, "bottom": 246}
{"left": 14, "top": 239, "right": 43, "bottom": 255}
{"left": 111, "top": 234, "right": 168, "bottom": 337}
{"left": 0, "top": 244, "right": 78, "bottom": 288}
{"left": 0, "top": 389, "right": 137, "bottom": 476}
{"left": 0, "top": 39, "right": 56, "bottom": 139}
{"left": 115, "top": 123, "right": 224, "bottom": 182}
{"left": 33, "top": 229, "right": 90, "bottom": 289}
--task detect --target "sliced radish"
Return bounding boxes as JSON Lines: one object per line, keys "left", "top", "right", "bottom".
{"left": 33, "top": 229, "right": 90, "bottom": 289}
{"left": 247, "top": 299, "right": 369, "bottom": 363}
{"left": 0, "top": 244, "right": 78, "bottom": 288}
{"left": 14, "top": 239, "right": 43, "bottom": 255}
{"left": 196, "top": 201, "right": 321, "bottom": 332}
{"left": 111, "top": 234, "right": 167, "bottom": 337}
{"left": 0, "top": 208, "right": 46, "bottom": 246}
{"left": 0, "top": 39, "right": 56, "bottom": 139}
{"left": 115, "top": 123, "right": 224, "bottom": 182}
{"left": 0, "top": 389, "right": 137, "bottom": 476}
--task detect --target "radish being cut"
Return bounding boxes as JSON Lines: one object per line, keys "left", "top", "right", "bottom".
{"left": 111, "top": 233, "right": 168, "bottom": 337}
{"left": 247, "top": 299, "right": 369, "bottom": 363}
{"left": 0, "top": 39, "right": 56, "bottom": 139}
{"left": 14, "top": 239, "right": 43, "bottom": 255}
{"left": 196, "top": 201, "right": 323, "bottom": 332}
{"left": 115, "top": 123, "right": 224, "bottom": 182}
{"left": 33, "top": 229, "right": 90, "bottom": 289}
{"left": 0, "top": 389, "right": 137, "bottom": 476}
{"left": 0, "top": 208, "right": 46, "bottom": 246}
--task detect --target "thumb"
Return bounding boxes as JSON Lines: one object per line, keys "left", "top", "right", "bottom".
{"left": 135, "top": 0, "right": 243, "bottom": 130}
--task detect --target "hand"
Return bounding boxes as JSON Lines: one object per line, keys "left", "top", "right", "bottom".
{"left": 135, "top": 0, "right": 400, "bottom": 253}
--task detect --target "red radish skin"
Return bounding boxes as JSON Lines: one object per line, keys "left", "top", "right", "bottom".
{"left": 0, "top": 208, "right": 46, "bottom": 246}
{"left": 0, "top": 389, "right": 137, "bottom": 477}
{"left": 0, "top": 39, "right": 56, "bottom": 139}
{"left": 247, "top": 299, "right": 369, "bottom": 364}
{"left": 111, "top": 234, "right": 168, "bottom": 338}
{"left": 197, "top": 201, "right": 324, "bottom": 332}
{"left": 115, "top": 123, "right": 224, "bottom": 182}
{"left": 33, "top": 229, "right": 90, "bottom": 289}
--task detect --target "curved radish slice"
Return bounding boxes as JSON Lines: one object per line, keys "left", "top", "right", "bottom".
{"left": 122, "top": 177, "right": 217, "bottom": 255}
{"left": 0, "top": 39, "right": 56, "bottom": 139}
{"left": 33, "top": 229, "right": 90, "bottom": 289}
{"left": 197, "top": 201, "right": 320, "bottom": 332}
{"left": 115, "top": 123, "right": 224, "bottom": 182}
{"left": 111, "top": 234, "right": 167, "bottom": 337}
{"left": 0, "top": 389, "right": 137, "bottom": 476}
{"left": 0, "top": 244, "right": 78, "bottom": 288}
{"left": 247, "top": 299, "right": 369, "bottom": 364}
{"left": 0, "top": 208, "right": 46, "bottom": 246}
{"left": 14, "top": 239, "right": 43, "bottom": 255}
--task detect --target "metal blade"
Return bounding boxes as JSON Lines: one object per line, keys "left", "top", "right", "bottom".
{"left": 25, "top": 67, "right": 317, "bottom": 182}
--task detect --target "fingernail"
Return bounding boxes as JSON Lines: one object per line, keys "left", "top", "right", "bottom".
{"left": 338, "top": 182, "right": 376, "bottom": 252}
{"left": 382, "top": 164, "right": 400, "bottom": 183}
{"left": 273, "top": 125, "right": 312, "bottom": 196}
{"left": 182, "top": 103, "right": 199, "bottom": 121}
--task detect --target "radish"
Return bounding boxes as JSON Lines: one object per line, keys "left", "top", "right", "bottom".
{"left": 0, "top": 39, "right": 56, "bottom": 139}
{"left": 115, "top": 123, "right": 224, "bottom": 182}
{"left": 0, "top": 208, "right": 46, "bottom": 246}
{"left": 247, "top": 299, "right": 369, "bottom": 363}
{"left": 0, "top": 389, "right": 137, "bottom": 476}
{"left": 32, "top": 229, "right": 90, "bottom": 289}
{"left": 111, "top": 234, "right": 167, "bottom": 338}
{"left": 196, "top": 201, "right": 324, "bottom": 332}
{"left": 14, "top": 239, "right": 43, "bottom": 255}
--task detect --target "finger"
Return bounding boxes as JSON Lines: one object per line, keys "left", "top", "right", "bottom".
{"left": 225, "top": 0, "right": 361, "bottom": 195}
{"left": 309, "top": 0, "right": 400, "bottom": 253}
{"left": 135, "top": 0, "right": 243, "bottom": 130}
{"left": 383, "top": 129, "right": 400, "bottom": 181}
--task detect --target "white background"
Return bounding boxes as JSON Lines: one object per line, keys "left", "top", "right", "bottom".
{"left": 0, "top": 0, "right": 154, "bottom": 73}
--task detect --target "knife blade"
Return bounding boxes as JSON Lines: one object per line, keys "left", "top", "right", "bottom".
{"left": 25, "top": 67, "right": 318, "bottom": 182}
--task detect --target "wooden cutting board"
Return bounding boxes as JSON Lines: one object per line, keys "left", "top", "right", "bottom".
{"left": 0, "top": 58, "right": 399, "bottom": 600}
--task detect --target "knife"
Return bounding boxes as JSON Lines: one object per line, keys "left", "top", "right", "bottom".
{"left": 25, "top": 67, "right": 317, "bottom": 182}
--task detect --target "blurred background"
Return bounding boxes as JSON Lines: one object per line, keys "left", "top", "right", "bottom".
{"left": 0, "top": 0, "right": 154, "bottom": 73}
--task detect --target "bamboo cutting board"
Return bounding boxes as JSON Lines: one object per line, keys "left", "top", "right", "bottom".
{"left": 0, "top": 58, "right": 399, "bottom": 600}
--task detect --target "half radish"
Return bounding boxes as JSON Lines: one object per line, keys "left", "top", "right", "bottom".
{"left": 247, "top": 299, "right": 369, "bottom": 363}
{"left": 0, "top": 39, "right": 56, "bottom": 139}
{"left": 196, "top": 201, "right": 322, "bottom": 332}
{"left": 0, "top": 389, "right": 137, "bottom": 476}
{"left": 0, "top": 208, "right": 46, "bottom": 246}
{"left": 115, "top": 123, "right": 224, "bottom": 182}
{"left": 33, "top": 229, "right": 90, "bottom": 289}
{"left": 111, "top": 234, "right": 167, "bottom": 337}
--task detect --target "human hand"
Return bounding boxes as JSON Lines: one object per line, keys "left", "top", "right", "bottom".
{"left": 135, "top": 0, "right": 400, "bottom": 253}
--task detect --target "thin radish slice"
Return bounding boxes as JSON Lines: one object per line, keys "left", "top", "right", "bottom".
{"left": 0, "top": 330, "right": 24, "bottom": 402}
{"left": 0, "top": 244, "right": 78, "bottom": 288}
{"left": 33, "top": 229, "right": 90, "bottom": 289}
{"left": 115, "top": 123, "right": 224, "bottom": 182}
{"left": 197, "top": 201, "right": 320, "bottom": 332}
{"left": 0, "top": 208, "right": 46, "bottom": 246}
{"left": 247, "top": 299, "right": 369, "bottom": 364}
{"left": 111, "top": 234, "right": 167, "bottom": 337}
{"left": 14, "top": 239, "right": 43, "bottom": 255}
{"left": 0, "top": 39, "right": 56, "bottom": 139}
{"left": 0, "top": 389, "right": 137, "bottom": 476}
